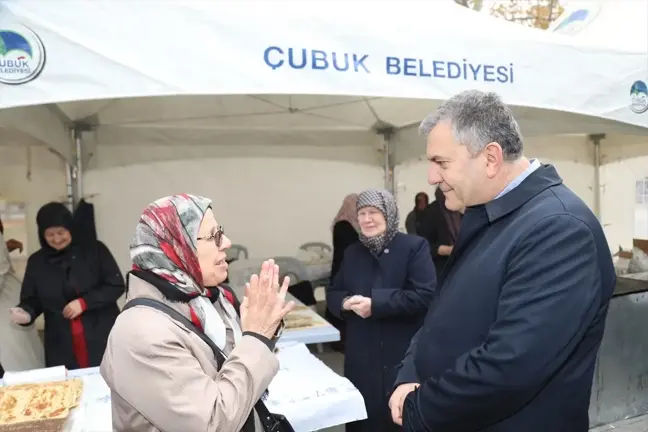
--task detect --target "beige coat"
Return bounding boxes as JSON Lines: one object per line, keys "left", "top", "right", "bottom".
{"left": 100, "top": 274, "right": 279, "bottom": 431}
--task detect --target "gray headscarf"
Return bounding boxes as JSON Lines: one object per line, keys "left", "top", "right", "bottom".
{"left": 357, "top": 188, "right": 399, "bottom": 256}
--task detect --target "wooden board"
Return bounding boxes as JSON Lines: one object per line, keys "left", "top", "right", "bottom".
{"left": 0, "top": 418, "right": 66, "bottom": 432}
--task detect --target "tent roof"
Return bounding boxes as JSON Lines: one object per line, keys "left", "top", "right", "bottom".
{"left": 0, "top": 0, "right": 645, "bottom": 165}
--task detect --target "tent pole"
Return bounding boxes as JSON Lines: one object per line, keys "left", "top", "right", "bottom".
{"left": 65, "top": 163, "right": 74, "bottom": 211}
{"left": 589, "top": 133, "right": 606, "bottom": 220}
{"left": 71, "top": 123, "right": 93, "bottom": 207}
{"left": 377, "top": 127, "right": 395, "bottom": 194}
{"left": 72, "top": 128, "right": 83, "bottom": 207}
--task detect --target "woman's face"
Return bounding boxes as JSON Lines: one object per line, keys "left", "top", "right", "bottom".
{"left": 196, "top": 209, "right": 231, "bottom": 286}
{"left": 44, "top": 226, "right": 72, "bottom": 250}
{"left": 358, "top": 206, "right": 387, "bottom": 238}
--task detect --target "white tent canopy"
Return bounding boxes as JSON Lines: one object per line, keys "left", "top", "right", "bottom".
{"left": 0, "top": 0, "right": 646, "bottom": 170}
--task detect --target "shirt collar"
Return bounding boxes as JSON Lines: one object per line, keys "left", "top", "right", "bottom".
{"left": 494, "top": 158, "right": 541, "bottom": 200}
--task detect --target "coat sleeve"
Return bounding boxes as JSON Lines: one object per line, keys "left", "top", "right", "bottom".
{"left": 403, "top": 215, "right": 606, "bottom": 432}
{"left": 103, "top": 311, "right": 279, "bottom": 432}
{"left": 18, "top": 256, "right": 43, "bottom": 326}
{"left": 393, "top": 328, "right": 422, "bottom": 388}
{"left": 371, "top": 239, "right": 436, "bottom": 318}
{"left": 80, "top": 241, "right": 125, "bottom": 311}
{"left": 327, "top": 248, "right": 355, "bottom": 320}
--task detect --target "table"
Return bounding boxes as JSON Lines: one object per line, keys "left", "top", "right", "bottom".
{"left": 229, "top": 287, "right": 340, "bottom": 346}
{"left": 2, "top": 351, "right": 365, "bottom": 432}
{"left": 280, "top": 294, "right": 340, "bottom": 345}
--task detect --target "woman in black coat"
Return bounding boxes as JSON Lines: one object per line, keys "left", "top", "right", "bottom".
{"left": 327, "top": 193, "right": 360, "bottom": 351}
{"left": 9, "top": 202, "right": 125, "bottom": 370}
{"left": 328, "top": 188, "right": 436, "bottom": 432}
{"left": 419, "top": 187, "right": 463, "bottom": 276}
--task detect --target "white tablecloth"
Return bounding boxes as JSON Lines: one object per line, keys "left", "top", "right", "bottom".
{"left": 23, "top": 345, "right": 365, "bottom": 432}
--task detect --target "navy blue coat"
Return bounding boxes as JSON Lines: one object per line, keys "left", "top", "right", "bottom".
{"left": 395, "top": 165, "right": 615, "bottom": 432}
{"left": 328, "top": 233, "right": 436, "bottom": 432}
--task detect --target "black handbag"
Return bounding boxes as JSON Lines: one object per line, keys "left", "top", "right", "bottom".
{"left": 122, "top": 298, "right": 295, "bottom": 432}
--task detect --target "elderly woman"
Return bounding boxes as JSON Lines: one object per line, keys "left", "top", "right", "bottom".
{"left": 100, "top": 194, "right": 295, "bottom": 431}
{"left": 328, "top": 188, "right": 436, "bottom": 432}
{"left": 10, "top": 202, "right": 124, "bottom": 369}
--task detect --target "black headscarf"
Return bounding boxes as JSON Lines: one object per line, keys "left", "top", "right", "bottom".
{"left": 36, "top": 202, "right": 74, "bottom": 263}
{"left": 435, "top": 188, "right": 463, "bottom": 242}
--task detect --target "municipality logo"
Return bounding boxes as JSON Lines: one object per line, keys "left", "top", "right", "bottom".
{"left": 630, "top": 81, "right": 648, "bottom": 114}
{"left": 552, "top": 6, "right": 601, "bottom": 35}
{"left": 0, "top": 24, "right": 46, "bottom": 85}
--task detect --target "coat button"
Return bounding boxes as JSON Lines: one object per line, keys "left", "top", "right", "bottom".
{"left": 384, "top": 248, "right": 389, "bottom": 254}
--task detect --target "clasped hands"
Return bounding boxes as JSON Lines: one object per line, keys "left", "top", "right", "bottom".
{"left": 240, "top": 259, "right": 295, "bottom": 339}
{"left": 342, "top": 295, "right": 372, "bottom": 318}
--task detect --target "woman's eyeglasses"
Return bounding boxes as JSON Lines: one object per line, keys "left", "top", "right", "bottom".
{"left": 197, "top": 225, "right": 225, "bottom": 248}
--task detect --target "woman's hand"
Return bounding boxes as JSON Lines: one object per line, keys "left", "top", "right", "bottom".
{"left": 63, "top": 299, "right": 84, "bottom": 319}
{"left": 9, "top": 307, "right": 31, "bottom": 325}
{"left": 343, "top": 295, "right": 372, "bottom": 318}
{"left": 240, "top": 259, "right": 295, "bottom": 340}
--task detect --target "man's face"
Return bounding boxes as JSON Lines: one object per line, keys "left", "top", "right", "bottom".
{"left": 426, "top": 122, "right": 487, "bottom": 211}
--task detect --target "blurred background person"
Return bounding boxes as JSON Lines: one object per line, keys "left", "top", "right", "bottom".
{"left": 404, "top": 192, "right": 430, "bottom": 235}
{"left": 327, "top": 193, "right": 360, "bottom": 352}
{"left": 0, "top": 217, "right": 44, "bottom": 373}
{"left": 328, "top": 188, "right": 436, "bottom": 432}
{"left": 0, "top": 217, "right": 23, "bottom": 254}
{"left": 9, "top": 202, "right": 125, "bottom": 370}
{"left": 419, "top": 187, "right": 463, "bottom": 275}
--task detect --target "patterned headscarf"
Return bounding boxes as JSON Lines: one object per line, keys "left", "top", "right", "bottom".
{"left": 130, "top": 194, "right": 241, "bottom": 349}
{"left": 131, "top": 194, "right": 209, "bottom": 292}
{"left": 331, "top": 193, "right": 360, "bottom": 232}
{"left": 357, "top": 188, "right": 399, "bottom": 255}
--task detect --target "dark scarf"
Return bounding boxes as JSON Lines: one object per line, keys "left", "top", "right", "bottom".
{"left": 36, "top": 202, "right": 76, "bottom": 267}
{"left": 435, "top": 188, "right": 463, "bottom": 242}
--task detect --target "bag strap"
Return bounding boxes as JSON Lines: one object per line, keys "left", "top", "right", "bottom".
{"left": 122, "top": 297, "right": 226, "bottom": 364}
{"left": 122, "top": 298, "right": 284, "bottom": 432}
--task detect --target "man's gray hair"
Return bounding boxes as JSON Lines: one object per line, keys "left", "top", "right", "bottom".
{"left": 419, "top": 90, "right": 523, "bottom": 161}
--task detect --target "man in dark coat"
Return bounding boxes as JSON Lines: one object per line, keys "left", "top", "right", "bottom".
{"left": 389, "top": 90, "right": 615, "bottom": 432}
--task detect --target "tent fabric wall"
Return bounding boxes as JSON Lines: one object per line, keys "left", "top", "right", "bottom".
{"left": 83, "top": 149, "right": 384, "bottom": 273}
{"left": 0, "top": 146, "right": 67, "bottom": 257}
{"left": 4, "top": 134, "right": 648, "bottom": 272}
{"left": 601, "top": 135, "right": 648, "bottom": 251}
